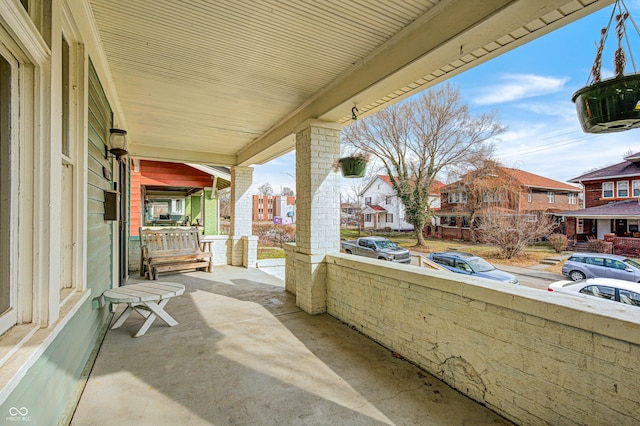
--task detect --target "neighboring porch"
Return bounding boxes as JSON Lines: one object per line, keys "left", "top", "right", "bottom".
{"left": 72, "top": 267, "right": 510, "bottom": 425}
{"left": 560, "top": 201, "right": 640, "bottom": 255}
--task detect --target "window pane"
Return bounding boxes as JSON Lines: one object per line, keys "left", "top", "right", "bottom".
{"left": 0, "top": 55, "right": 11, "bottom": 313}
{"left": 62, "top": 35, "right": 69, "bottom": 156}
{"left": 620, "top": 290, "right": 640, "bottom": 306}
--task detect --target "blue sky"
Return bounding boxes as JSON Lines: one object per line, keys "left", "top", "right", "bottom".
{"left": 252, "top": 2, "right": 640, "bottom": 194}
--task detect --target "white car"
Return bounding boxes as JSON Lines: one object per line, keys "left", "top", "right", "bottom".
{"left": 548, "top": 277, "right": 640, "bottom": 307}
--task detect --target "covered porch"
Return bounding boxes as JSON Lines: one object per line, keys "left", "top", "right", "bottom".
{"left": 1, "top": 1, "right": 632, "bottom": 424}
{"left": 72, "top": 266, "right": 510, "bottom": 425}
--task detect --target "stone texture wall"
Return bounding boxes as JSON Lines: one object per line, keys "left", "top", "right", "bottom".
{"left": 325, "top": 254, "right": 640, "bottom": 425}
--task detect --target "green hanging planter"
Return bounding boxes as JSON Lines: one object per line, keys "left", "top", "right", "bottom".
{"left": 572, "top": 74, "right": 640, "bottom": 133}
{"left": 339, "top": 156, "right": 368, "bottom": 178}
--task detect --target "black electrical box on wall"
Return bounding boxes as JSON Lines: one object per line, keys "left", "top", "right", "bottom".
{"left": 104, "top": 189, "right": 119, "bottom": 221}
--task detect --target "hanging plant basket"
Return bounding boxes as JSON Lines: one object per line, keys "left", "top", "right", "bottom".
{"left": 338, "top": 156, "right": 368, "bottom": 178}
{"left": 572, "top": 73, "right": 640, "bottom": 133}
{"left": 572, "top": 1, "right": 640, "bottom": 134}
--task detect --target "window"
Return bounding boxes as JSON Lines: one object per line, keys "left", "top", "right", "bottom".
{"left": 147, "top": 198, "right": 186, "bottom": 220}
{"left": 386, "top": 213, "right": 393, "bottom": 222}
{"left": 455, "top": 260, "right": 472, "bottom": 272}
{"left": 568, "top": 193, "right": 577, "bottom": 204}
{"left": 633, "top": 180, "right": 640, "bottom": 197}
{"left": 585, "top": 257, "right": 605, "bottom": 266}
{"left": 617, "top": 181, "right": 629, "bottom": 198}
{"left": 605, "top": 259, "right": 627, "bottom": 270}
{"left": 577, "top": 218, "right": 584, "bottom": 234}
{"left": 448, "top": 192, "right": 467, "bottom": 203}
{"left": 365, "top": 197, "right": 371, "bottom": 206}
{"left": 0, "top": 47, "right": 17, "bottom": 333}
{"left": 385, "top": 196, "right": 393, "bottom": 205}
{"left": 461, "top": 216, "right": 469, "bottom": 227}
{"left": 171, "top": 198, "right": 185, "bottom": 214}
{"left": 483, "top": 192, "right": 501, "bottom": 203}
{"left": 528, "top": 189, "right": 532, "bottom": 203}
{"left": 441, "top": 216, "right": 456, "bottom": 226}
{"left": 547, "top": 191, "right": 555, "bottom": 203}
{"left": 60, "top": 34, "right": 76, "bottom": 294}
{"left": 580, "top": 285, "right": 615, "bottom": 301}
{"left": 602, "top": 182, "right": 614, "bottom": 198}
{"left": 364, "top": 214, "right": 372, "bottom": 222}
{"left": 432, "top": 255, "right": 454, "bottom": 267}
{"left": 619, "top": 289, "right": 640, "bottom": 307}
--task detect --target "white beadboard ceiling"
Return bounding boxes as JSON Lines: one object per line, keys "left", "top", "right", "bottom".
{"left": 87, "top": 0, "right": 613, "bottom": 166}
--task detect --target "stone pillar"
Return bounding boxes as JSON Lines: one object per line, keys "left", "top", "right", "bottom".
{"left": 229, "top": 166, "right": 257, "bottom": 267}
{"left": 287, "top": 120, "right": 342, "bottom": 314}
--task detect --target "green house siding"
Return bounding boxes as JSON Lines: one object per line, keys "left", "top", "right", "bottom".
{"left": 204, "top": 189, "right": 218, "bottom": 235}
{"left": 87, "top": 60, "right": 115, "bottom": 291}
{"left": 0, "top": 302, "right": 111, "bottom": 424}
{"left": 0, "top": 59, "right": 116, "bottom": 423}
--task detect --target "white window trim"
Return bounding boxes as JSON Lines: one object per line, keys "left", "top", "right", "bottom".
{"left": 0, "top": 41, "right": 20, "bottom": 334}
{"left": 547, "top": 191, "right": 555, "bottom": 204}
{"left": 602, "top": 182, "right": 614, "bottom": 198}
{"left": 633, "top": 180, "right": 640, "bottom": 197}
{"left": 617, "top": 181, "right": 629, "bottom": 198}
{"left": 568, "top": 193, "right": 577, "bottom": 205}
{"left": 527, "top": 189, "right": 532, "bottom": 203}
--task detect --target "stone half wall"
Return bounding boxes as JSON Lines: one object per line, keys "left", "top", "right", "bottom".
{"left": 324, "top": 254, "right": 640, "bottom": 425}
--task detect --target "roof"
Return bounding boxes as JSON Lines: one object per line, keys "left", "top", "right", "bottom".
{"left": 361, "top": 204, "right": 387, "bottom": 214}
{"left": 569, "top": 159, "right": 640, "bottom": 182}
{"left": 363, "top": 175, "right": 444, "bottom": 195}
{"left": 557, "top": 200, "right": 640, "bottom": 218}
{"left": 442, "top": 166, "right": 580, "bottom": 192}
{"left": 500, "top": 167, "right": 580, "bottom": 191}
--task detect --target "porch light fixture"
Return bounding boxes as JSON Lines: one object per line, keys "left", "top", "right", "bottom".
{"left": 106, "top": 128, "right": 128, "bottom": 160}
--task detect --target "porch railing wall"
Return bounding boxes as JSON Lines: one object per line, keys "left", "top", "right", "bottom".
{"left": 324, "top": 254, "right": 640, "bottom": 425}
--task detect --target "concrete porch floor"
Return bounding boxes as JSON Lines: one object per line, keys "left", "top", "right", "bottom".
{"left": 71, "top": 266, "right": 512, "bottom": 425}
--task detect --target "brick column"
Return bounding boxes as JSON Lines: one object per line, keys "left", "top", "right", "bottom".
{"left": 229, "top": 166, "right": 257, "bottom": 267}
{"left": 287, "top": 120, "right": 341, "bottom": 314}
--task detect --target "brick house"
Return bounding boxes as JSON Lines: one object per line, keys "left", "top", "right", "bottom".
{"left": 253, "top": 195, "right": 296, "bottom": 223}
{"left": 359, "top": 175, "right": 444, "bottom": 231}
{"left": 560, "top": 152, "right": 640, "bottom": 240}
{"left": 436, "top": 166, "right": 581, "bottom": 240}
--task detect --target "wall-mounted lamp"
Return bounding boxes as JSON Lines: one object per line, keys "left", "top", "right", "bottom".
{"left": 105, "top": 128, "right": 128, "bottom": 161}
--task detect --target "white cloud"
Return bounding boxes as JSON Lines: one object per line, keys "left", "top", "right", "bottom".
{"left": 472, "top": 74, "right": 569, "bottom": 105}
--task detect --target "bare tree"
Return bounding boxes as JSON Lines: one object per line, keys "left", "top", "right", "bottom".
{"left": 281, "top": 187, "right": 295, "bottom": 196}
{"left": 257, "top": 182, "right": 274, "bottom": 196}
{"left": 343, "top": 83, "right": 505, "bottom": 246}
{"left": 478, "top": 210, "right": 556, "bottom": 259}
{"left": 219, "top": 192, "right": 231, "bottom": 219}
{"left": 451, "top": 160, "right": 521, "bottom": 242}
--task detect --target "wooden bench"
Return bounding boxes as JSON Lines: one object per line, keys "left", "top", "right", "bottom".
{"left": 139, "top": 227, "right": 212, "bottom": 280}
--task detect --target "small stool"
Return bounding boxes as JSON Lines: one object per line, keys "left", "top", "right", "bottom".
{"left": 103, "top": 282, "right": 185, "bottom": 337}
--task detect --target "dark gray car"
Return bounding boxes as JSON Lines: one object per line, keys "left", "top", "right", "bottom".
{"left": 561, "top": 253, "right": 640, "bottom": 282}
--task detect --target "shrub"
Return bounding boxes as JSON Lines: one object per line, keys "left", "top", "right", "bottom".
{"left": 548, "top": 234, "right": 568, "bottom": 253}
{"left": 587, "top": 238, "right": 612, "bottom": 253}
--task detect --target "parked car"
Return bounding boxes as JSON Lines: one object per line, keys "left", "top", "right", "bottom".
{"left": 561, "top": 253, "right": 640, "bottom": 282}
{"left": 341, "top": 236, "right": 411, "bottom": 264}
{"left": 548, "top": 277, "right": 640, "bottom": 307}
{"left": 427, "top": 252, "right": 519, "bottom": 285}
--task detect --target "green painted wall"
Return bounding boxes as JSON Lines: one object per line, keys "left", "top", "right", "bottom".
{"left": 204, "top": 189, "right": 218, "bottom": 235}
{"left": 0, "top": 59, "right": 114, "bottom": 423}
{"left": 190, "top": 194, "right": 202, "bottom": 225}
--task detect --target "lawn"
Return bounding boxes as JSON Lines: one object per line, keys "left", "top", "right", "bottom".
{"left": 257, "top": 228, "right": 567, "bottom": 274}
